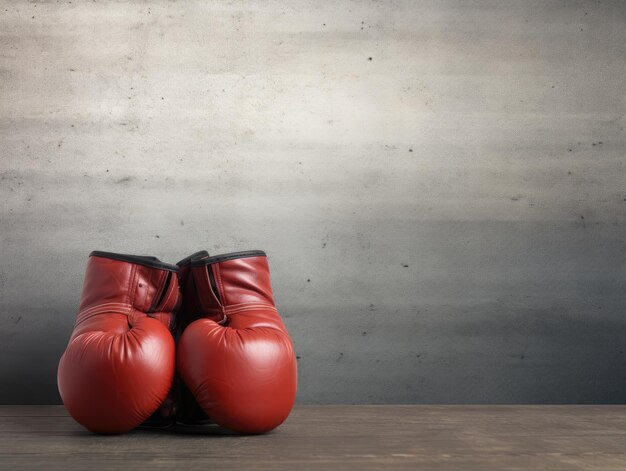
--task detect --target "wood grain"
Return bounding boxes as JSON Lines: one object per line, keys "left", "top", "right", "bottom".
{"left": 1, "top": 405, "right": 626, "bottom": 470}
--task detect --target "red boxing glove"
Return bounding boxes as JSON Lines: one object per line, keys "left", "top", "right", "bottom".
{"left": 177, "top": 251, "right": 297, "bottom": 434}
{"left": 57, "top": 251, "right": 180, "bottom": 434}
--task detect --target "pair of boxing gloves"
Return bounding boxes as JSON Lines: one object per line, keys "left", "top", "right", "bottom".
{"left": 57, "top": 250, "right": 297, "bottom": 434}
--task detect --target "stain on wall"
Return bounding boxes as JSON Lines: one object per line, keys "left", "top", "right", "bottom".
{"left": 1, "top": 0, "right": 625, "bottom": 404}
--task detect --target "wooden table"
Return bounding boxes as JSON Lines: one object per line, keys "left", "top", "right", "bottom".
{"left": 1, "top": 405, "right": 626, "bottom": 470}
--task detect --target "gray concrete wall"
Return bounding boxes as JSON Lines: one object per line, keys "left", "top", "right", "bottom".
{"left": 1, "top": 0, "right": 625, "bottom": 404}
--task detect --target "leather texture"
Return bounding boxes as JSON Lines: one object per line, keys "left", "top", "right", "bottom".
{"left": 177, "top": 252, "right": 297, "bottom": 434}
{"left": 57, "top": 253, "right": 180, "bottom": 434}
